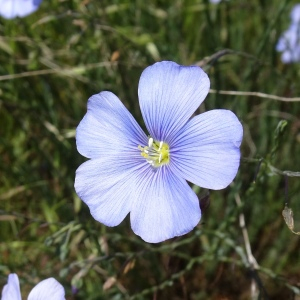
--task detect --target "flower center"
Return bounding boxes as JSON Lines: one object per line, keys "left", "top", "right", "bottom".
{"left": 138, "top": 137, "right": 170, "bottom": 168}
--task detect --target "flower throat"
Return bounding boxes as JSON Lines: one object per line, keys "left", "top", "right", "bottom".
{"left": 138, "top": 137, "right": 170, "bottom": 168}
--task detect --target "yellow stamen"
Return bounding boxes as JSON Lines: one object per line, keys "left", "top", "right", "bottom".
{"left": 138, "top": 137, "right": 170, "bottom": 168}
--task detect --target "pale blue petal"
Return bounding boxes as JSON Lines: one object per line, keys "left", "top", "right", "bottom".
{"left": 130, "top": 167, "right": 201, "bottom": 243}
{"left": 278, "top": 25, "right": 298, "bottom": 50}
{"left": 75, "top": 155, "right": 149, "bottom": 227}
{"left": 0, "top": 0, "right": 42, "bottom": 19}
{"left": 138, "top": 61, "right": 210, "bottom": 142}
{"left": 276, "top": 34, "right": 288, "bottom": 52}
{"left": 170, "top": 110, "right": 243, "bottom": 190}
{"left": 28, "top": 278, "right": 65, "bottom": 300}
{"left": 1, "top": 274, "right": 21, "bottom": 300}
{"left": 281, "top": 51, "right": 293, "bottom": 64}
{"left": 76, "top": 91, "right": 148, "bottom": 159}
{"left": 276, "top": 24, "right": 300, "bottom": 63}
{"left": 290, "top": 4, "right": 300, "bottom": 24}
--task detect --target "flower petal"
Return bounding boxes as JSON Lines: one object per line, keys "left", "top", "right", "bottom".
{"left": 75, "top": 155, "right": 149, "bottom": 227}
{"left": 130, "top": 167, "right": 201, "bottom": 243}
{"left": 28, "top": 278, "right": 65, "bottom": 300}
{"left": 276, "top": 23, "right": 300, "bottom": 63}
{"left": 1, "top": 274, "right": 21, "bottom": 300}
{"left": 0, "top": 0, "right": 42, "bottom": 19}
{"left": 281, "top": 51, "right": 293, "bottom": 64}
{"left": 170, "top": 110, "right": 243, "bottom": 190}
{"left": 290, "top": 4, "right": 300, "bottom": 24}
{"left": 138, "top": 61, "right": 210, "bottom": 142}
{"left": 76, "top": 91, "right": 147, "bottom": 159}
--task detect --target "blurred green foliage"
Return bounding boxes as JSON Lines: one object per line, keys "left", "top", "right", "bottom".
{"left": 1, "top": 0, "right": 300, "bottom": 299}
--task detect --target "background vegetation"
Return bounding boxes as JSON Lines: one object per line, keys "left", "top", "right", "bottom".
{"left": 1, "top": 0, "right": 300, "bottom": 299}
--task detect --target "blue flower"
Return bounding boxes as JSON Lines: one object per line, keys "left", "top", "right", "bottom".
{"left": 0, "top": 0, "right": 43, "bottom": 19}
{"left": 290, "top": 4, "right": 300, "bottom": 24}
{"left": 276, "top": 4, "right": 300, "bottom": 63}
{"left": 75, "top": 61, "right": 243, "bottom": 243}
{"left": 1, "top": 273, "right": 65, "bottom": 300}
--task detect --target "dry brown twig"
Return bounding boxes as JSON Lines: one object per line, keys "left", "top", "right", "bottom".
{"left": 209, "top": 89, "right": 300, "bottom": 102}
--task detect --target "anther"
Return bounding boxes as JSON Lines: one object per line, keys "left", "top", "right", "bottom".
{"left": 138, "top": 137, "right": 170, "bottom": 168}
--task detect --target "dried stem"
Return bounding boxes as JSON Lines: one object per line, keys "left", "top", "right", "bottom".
{"left": 209, "top": 89, "right": 300, "bottom": 102}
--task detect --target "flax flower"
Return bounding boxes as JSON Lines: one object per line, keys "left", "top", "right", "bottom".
{"left": 276, "top": 4, "right": 300, "bottom": 63}
{"left": 75, "top": 61, "right": 243, "bottom": 243}
{"left": 1, "top": 273, "right": 65, "bottom": 300}
{"left": 0, "top": 0, "right": 43, "bottom": 19}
